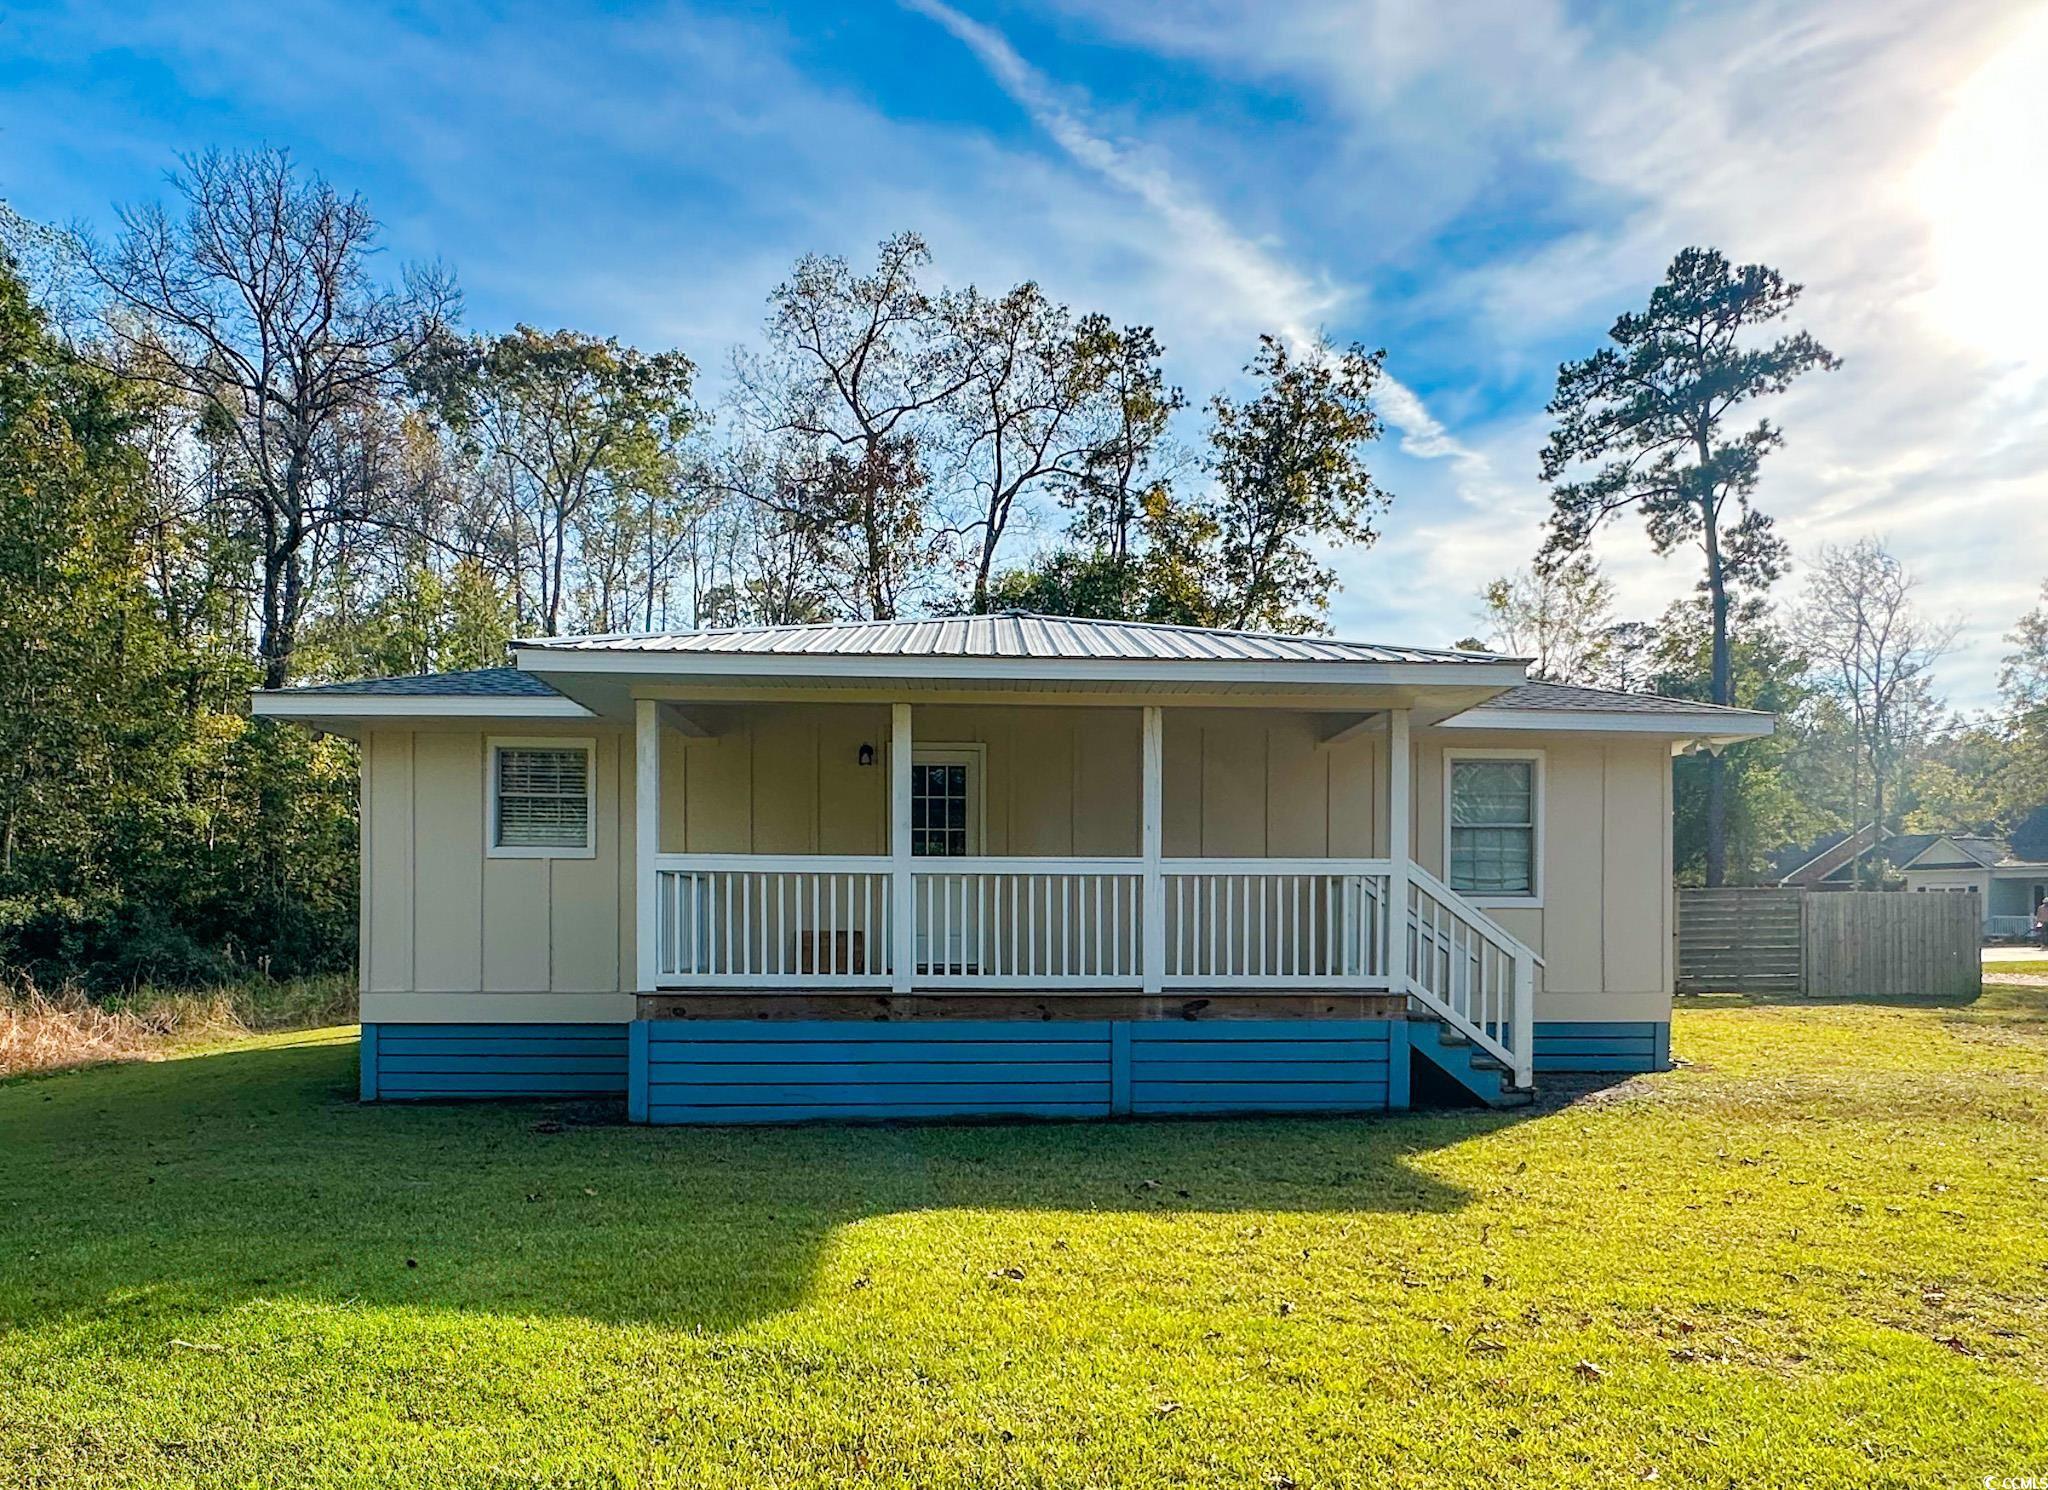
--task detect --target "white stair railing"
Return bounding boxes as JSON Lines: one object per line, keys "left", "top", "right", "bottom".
{"left": 1403, "top": 864, "right": 1538, "bottom": 1089}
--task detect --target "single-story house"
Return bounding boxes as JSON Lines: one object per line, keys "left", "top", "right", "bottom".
{"left": 1898, "top": 835, "right": 2048, "bottom": 937}
{"left": 252, "top": 613, "right": 1774, "bottom": 1123}
{"left": 1775, "top": 824, "right": 1936, "bottom": 890}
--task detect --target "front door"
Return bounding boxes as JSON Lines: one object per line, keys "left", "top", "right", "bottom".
{"left": 912, "top": 748, "right": 983, "bottom": 972}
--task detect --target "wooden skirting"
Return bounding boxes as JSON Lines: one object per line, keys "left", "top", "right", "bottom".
{"left": 635, "top": 991, "right": 1406, "bottom": 1022}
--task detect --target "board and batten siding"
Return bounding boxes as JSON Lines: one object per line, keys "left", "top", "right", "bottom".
{"left": 359, "top": 725, "right": 637, "bottom": 1023}
{"left": 655, "top": 705, "right": 1384, "bottom": 860}
{"left": 1408, "top": 729, "right": 1676, "bottom": 1027}
{"left": 357, "top": 710, "right": 1679, "bottom": 1037}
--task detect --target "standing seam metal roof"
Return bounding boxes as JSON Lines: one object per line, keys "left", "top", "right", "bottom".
{"left": 512, "top": 612, "right": 1510, "bottom": 666}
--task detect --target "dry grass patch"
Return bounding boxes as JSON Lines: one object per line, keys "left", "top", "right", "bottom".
{"left": 0, "top": 977, "right": 355, "bottom": 1078}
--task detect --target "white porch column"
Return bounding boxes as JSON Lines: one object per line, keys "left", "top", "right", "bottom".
{"left": 890, "top": 702, "right": 914, "bottom": 993}
{"left": 1386, "top": 708, "right": 1411, "bottom": 990}
{"left": 634, "top": 698, "right": 660, "bottom": 993}
{"left": 1141, "top": 705, "right": 1165, "bottom": 995}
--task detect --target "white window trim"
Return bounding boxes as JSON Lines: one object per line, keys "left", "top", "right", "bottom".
{"left": 485, "top": 735, "right": 598, "bottom": 860}
{"left": 900, "top": 741, "right": 988, "bottom": 856}
{"left": 1443, "top": 747, "right": 1545, "bottom": 909}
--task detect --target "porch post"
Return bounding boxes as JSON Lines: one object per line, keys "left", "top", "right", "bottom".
{"left": 1386, "top": 708, "right": 1411, "bottom": 991}
{"left": 635, "top": 698, "right": 660, "bottom": 993}
{"left": 1141, "top": 705, "right": 1165, "bottom": 995}
{"left": 891, "top": 702, "right": 914, "bottom": 994}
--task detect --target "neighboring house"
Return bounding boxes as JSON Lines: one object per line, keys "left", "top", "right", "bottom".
{"left": 252, "top": 613, "right": 1773, "bottom": 1123}
{"left": 1898, "top": 835, "right": 2048, "bottom": 937}
{"left": 1776, "top": 826, "right": 1936, "bottom": 890}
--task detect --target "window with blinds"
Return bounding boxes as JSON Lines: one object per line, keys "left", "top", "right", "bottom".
{"left": 492, "top": 744, "right": 591, "bottom": 851}
{"left": 1448, "top": 757, "right": 1537, "bottom": 897}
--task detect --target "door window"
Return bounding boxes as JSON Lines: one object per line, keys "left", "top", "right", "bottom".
{"left": 912, "top": 761, "right": 972, "bottom": 857}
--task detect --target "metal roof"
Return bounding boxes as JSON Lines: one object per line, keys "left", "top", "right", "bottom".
{"left": 513, "top": 612, "right": 1507, "bottom": 667}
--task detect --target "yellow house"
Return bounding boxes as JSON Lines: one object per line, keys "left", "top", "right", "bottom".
{"left": 253, "top": 613, "right": 1772, "bottom": 1122}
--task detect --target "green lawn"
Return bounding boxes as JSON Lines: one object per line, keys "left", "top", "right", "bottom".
{"left": 3, "top": 991, "right": 2045, "bottom": 1488}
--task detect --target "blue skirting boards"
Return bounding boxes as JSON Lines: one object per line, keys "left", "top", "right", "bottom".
{"left": 636, "top": 1018, "right": 1406, "bottom": 1124}
{"left": 358, "top": 1016, "right": 1670, "bottom": 1116}
{"left": 1531, "top": 1020, "right": 1669, "bottom": 1074}
{"left": 360, "top": 1023, "right": 629, "bottom": 1102}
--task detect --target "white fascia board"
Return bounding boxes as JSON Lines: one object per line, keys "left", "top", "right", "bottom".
{"left": 513, "top": 645, "right": 1529, "bottom": 692}
{"left": 251, "top": 692, "right": 594, "bottom": 720}
{"left": 1897, "top": 836, "right": 1963, "bottom": 870}
{"left": 1441, "top": 707, "right": 1775, "bottom": 740}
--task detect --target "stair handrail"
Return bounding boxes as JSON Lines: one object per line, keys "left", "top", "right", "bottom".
{"left": 1402, "top": 864, "right": 1539, "bottom": 1090}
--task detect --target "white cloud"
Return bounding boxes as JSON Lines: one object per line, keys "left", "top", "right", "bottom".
{"left": 902, "top": 0, "right": 1519, "bottom": 531}
{"left": 1028, "top": 0, "right": 2043, "bottom": 705}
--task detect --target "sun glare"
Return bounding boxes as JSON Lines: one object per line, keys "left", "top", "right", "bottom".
{"left": 1920, "top": 7, "right": 2048, "bottom": 365}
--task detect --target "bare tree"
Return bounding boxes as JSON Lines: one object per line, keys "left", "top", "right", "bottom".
{"left": 1476, "top": 555, "right": 1621, "bottom": 685}
{"left": 1794, "top": 538, "right": 1957, "bottom": 884}
{"left": 943, "top": 285, "right": 1115, "bottom": 611}
{"left": 737, "top": 233, "right": 972, "bottom": 619}
{"left": 77, "top": 148, "right": 458, "bottom": 687}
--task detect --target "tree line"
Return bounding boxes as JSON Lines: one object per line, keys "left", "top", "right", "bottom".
{"left": 4, "top": 147, "right": 2018, "bottom": 988}
{"left": 1471, "top": 538, "right": 2045, "bottom": 887}
{"left": 0, "top": 149, "right": 1390, "bottom": 987}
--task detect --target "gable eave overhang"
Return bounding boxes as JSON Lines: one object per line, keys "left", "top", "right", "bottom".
{"left": 1437, "top": 706, "right": 1775, "bottom": 749}
{"left": 249, "top": 691, "right": 595, "bottom": 738}
{"left": 1899, "top": 836, "right": 1978, "bottom": 871}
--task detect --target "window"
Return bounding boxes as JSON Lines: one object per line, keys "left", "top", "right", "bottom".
{"left": 911, "top": 758, "right": 974, "bottom": 857}
{"left": 1446, "top": 753, "right": 1540, "bottom": 900}
{"left": 488, "top": 739, "right": 594, "bottom": 857}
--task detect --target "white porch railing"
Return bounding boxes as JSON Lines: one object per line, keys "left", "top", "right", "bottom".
{"left": 655, "top": 854, "right": 892, "bottom": 986}
{"left": 650, "top": 850, "right": 1535, "bottom": 1086}
{"left": 912, "top": 858, "right": 1144, "bottom": 987}
{"left": 1162, "top": 859, "right": 1391, "bottom": 988}
{"left": 655, "top": 855, "right": 1424, "bottom": 995}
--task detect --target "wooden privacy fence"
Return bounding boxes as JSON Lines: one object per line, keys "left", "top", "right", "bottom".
{"left": 1677, "top": 888, "right": 1804, "bottom": 994}
{"left": 1678, "top": 889, "right": 1981, "bottom": 997}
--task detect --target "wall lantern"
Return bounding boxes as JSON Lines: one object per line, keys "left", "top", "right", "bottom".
{"left": 858, "top": 743, "right": 876, "bottom": 767}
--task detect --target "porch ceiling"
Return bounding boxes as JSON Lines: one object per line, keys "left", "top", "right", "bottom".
{"left": 513, "top": 660, "right": 1520, "bottom": 727}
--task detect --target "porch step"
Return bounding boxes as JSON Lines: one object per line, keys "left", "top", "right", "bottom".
{"left": 1407, "top": 1014, "right": 1534, "bottom": 1109}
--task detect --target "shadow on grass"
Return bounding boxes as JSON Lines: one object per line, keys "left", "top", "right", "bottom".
{"left": 0, "top": 1033, "right": 1522, "bottom": 1343}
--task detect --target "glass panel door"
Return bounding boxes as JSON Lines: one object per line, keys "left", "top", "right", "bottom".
{"left": 911, "top": 749, "right": 982, "bottom": 972}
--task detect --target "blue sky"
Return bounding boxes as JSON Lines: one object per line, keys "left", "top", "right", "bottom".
{"left": 3, "top": 0, "right": 2042, "bottom": 706}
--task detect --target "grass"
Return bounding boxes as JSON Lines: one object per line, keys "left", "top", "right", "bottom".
{"left": 0, "top": 976, "right": 355, "bottom": 1079}
{"left": 2, "top": 988, "right": 2045, "bottom": 1487}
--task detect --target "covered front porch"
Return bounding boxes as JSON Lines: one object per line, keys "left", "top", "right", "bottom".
{"left": 627, "top": 697, "right": 1535, "bottom": 1089}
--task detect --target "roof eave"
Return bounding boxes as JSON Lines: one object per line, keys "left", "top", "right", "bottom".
{"left": 1439, "top": 706, "right": 1775, "bottom": 745}
{"left": 512, "top": 646, "right": 1529, "bottom": 690}
{"left": 250, "top": 692, "right": 595, "bottom": 727}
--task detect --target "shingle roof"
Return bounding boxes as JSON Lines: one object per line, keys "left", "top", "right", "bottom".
{"left": 514, "top": 612, "right": 1508, "bottom": 666}
{"left": 271, "top": 667, "right": 562, "bottom": 699}
{"left": 1943, "top": 836, "right": 2006, "bottom": 868}
{"left": 1477, "top": 681, "right": 1771, "bottom": 719}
